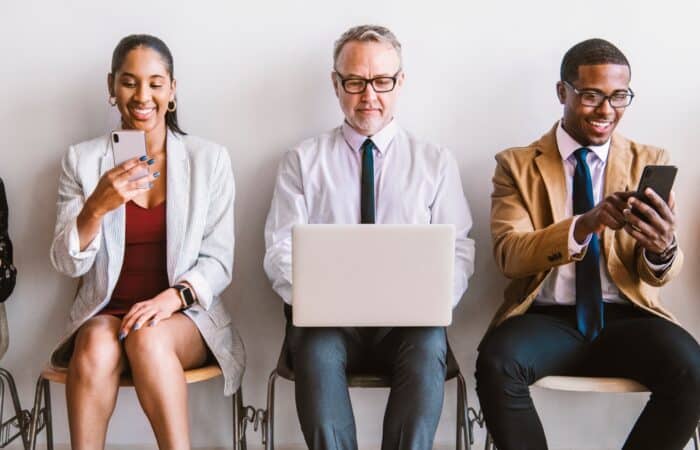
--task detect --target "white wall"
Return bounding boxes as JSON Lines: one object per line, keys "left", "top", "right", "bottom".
{"left": 1, "top": 0, "right": 699, "bottom": 448}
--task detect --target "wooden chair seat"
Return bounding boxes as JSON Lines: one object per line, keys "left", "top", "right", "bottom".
{"left": 533, "top": 375, "right": 647, "bottom": 393}
{"left": 40, "top": 364, "right": 223, "bottom": 387}
{"left": 29, "top": 363, "right": 247, "bottom": 450}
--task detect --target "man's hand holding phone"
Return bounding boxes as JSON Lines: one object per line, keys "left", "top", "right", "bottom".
{"left": 623, "top": 189, "right": 676, "bottom": 260}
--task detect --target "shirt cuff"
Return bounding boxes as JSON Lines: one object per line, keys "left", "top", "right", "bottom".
{"left": 568, "top": 215, "right": 591, "bottom": 256}
{"left": 643, "top": 248, "right": 676, "bottom": 272}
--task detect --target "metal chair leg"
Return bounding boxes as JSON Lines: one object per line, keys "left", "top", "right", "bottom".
{"left": 232, "top": 389, "right": 240, "bottom": 450}
{"left": 264, "top": 370, "right": 277, "bottom": 450}
{"left": 233, "top": 387, "right": 247, "bottom": 450}
{"left": 456, "top": 373, "right": 471, "bottom": 450}
{"left": 27, "top": 376, "right": 45, "bottom": 450}
{"left": 0, "top": 368, "right": 30, "bottom": 450}
{"left": 43, "top": 380, "right": 52, "bottom": 450}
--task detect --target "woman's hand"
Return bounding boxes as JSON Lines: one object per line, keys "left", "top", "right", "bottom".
{"left": 76, "top": 156, "right": 159, "bottom": 250}
{"left": 118, "top": 288, "right": 182, "bottom": 340}
{"left": 85, "top": 156, "right": 157, "bottom": 218}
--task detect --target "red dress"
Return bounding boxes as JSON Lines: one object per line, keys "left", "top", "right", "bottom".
{"left": 101, "top": 201, "right": 169, "bottom": 316}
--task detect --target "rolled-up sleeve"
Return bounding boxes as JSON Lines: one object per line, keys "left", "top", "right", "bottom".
{"left": 263, "top": 150, "right": 308, "bottom": 304}
{"left": 177, "top": 147, "right": 235, "bottom": 310}
{"left": 430, "top": 150, "right": 475, "bottom": 306}
{"left": 50, "top": 146, "right": 101, "bottom": 277}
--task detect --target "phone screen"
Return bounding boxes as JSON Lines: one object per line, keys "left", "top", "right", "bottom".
{"left": 111, "top": 130, "right": 148, "bottom": 181}
{"left": 632, "top": 165, "right": 677, "bottom": 221}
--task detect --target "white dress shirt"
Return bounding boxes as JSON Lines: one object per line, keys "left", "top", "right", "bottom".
{"left": 535, "top": 122, "right": 669, "bottom": 305}
{"left": 264, "top": 120, "right": 475, "bottom": 306}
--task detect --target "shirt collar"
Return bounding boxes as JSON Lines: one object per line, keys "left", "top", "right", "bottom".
{"left": 556, "top": 120, "right": 610, "bottom": 164}
{"left": 341, "top": 119, "right": 397, "bottom": 154}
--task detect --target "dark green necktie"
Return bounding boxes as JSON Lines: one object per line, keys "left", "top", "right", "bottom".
{"left": 573, "top": 148, "right": 604, "bottom": 341}
{"left": 361, "top": 139, "right": 375, "bottom": 224}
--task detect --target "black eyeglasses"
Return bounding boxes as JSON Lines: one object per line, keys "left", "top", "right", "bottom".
{"left": 334, "top": 70, "right": 401, "bottom": 94}
{"left": 563, "top": 80, "right": 634, "bottom": 108}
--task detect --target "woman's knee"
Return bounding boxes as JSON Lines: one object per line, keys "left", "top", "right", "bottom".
{"left": 123, "top": 327, "right": 174, "bottom": 364}
{"left": 70, "top": 318, "right": 123, "bottom": 379}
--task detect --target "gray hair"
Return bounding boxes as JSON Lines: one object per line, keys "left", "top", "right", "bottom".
{"left": 333, "top": 25, "right": 402, "bottom": 69}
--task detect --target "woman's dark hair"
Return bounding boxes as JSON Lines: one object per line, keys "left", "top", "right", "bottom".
{"left": 111, "top": 34, "right": 186, "bottom": 135}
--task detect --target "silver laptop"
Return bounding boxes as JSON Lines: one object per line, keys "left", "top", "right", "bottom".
{"left": 292, "top": 224, "right": 454, "bottom": 327}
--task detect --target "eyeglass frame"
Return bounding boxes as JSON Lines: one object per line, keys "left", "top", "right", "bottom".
{"left": 562, "top": 80, "right": 635, "bottom": 108}
{"left": 333, "top": 69, "right": 403, "bottom": 94}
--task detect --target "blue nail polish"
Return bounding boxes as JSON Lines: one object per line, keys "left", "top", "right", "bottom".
{"left": 153, "top": 171, "right": 160, "bottom": 178}
{"left": 133, "top": 323, "right": 141, "bottom": 330}
{"left": 148, "top": 182, "right": 154, "bottom": 189}
{"left": 149, "top": 320, "right": 156, "bottom": 327}
{"left": 147, "top": 158, "right": 155, "bottom": 165}
{"left": 118, "top": 331, "right": 126, "bottom": 341}
{"left": 139, "top": 155, "right": 148, "bottom": 161}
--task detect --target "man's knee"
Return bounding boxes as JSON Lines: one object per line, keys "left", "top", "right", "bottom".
{"left": 475, "top": 343, "right": 529, "bottom": 390}
{"left": 291, "top": 328, "right": 347, "bottom": 373}
{"left": 393, "top": 327, "right": 447, "bottom": 376}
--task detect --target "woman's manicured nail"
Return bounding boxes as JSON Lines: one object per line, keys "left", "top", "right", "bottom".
{"left": 153, "top": 171, "right": 160, "bottom": 178}
{"left": 147, "top": 158, "right": 155, "bottom": 165}
{"left": 133, "top": 323, "right": 141, "bottom": 330}
{"left": 139, "top": 155, "right": 148, "bottom": 161}
{"left": 118, "top": 331, "right": 127, "bottom": 341}
{"left": 149, "top": 320, "right": 156, "bottom": 327}
{"left": 148, "top": 182, "right": 154, "bottom": 189}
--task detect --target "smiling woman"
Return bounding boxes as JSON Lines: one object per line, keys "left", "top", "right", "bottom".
{"left": 48, "top": 34, "right": 244, "bottom": 450}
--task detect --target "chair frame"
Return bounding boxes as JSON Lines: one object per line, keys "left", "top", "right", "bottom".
{"left": 478, "top": 376, "right": 700, "bottom": 450}
{"left": 26, "top": 365, "right": 250, "bottom": 450}
{"left": 260, "top": 340, "right": 477, "bottom": 450}
{"left": 0, "top": 368, "right": 30, "bottom": 449}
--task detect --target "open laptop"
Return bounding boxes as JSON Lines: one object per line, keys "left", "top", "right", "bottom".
{"left": 292, "top": 224, "right": 454, "bottom": 327}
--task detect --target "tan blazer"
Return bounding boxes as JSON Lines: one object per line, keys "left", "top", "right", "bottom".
{"left": 489, "top": 123, "right": 683, "bottom": 329}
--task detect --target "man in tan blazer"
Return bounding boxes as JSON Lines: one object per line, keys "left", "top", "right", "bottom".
{"left": 476, "top": 38, "right": 700, "bottom": 450}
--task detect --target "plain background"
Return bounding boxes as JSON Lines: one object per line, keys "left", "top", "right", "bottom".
{"left": 1, "top": 0, "right": 699, "bottom": 448}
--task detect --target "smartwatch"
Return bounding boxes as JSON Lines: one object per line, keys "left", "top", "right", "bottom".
{"left": 174, "top": 284, "right": 196, "bottom": 310}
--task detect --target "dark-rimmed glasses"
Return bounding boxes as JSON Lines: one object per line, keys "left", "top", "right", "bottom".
{"left": 334, "top": 70, "right": 402, "bottom": 94}
{"left": 563, "top": 80, "right": 634, "bottom": 108}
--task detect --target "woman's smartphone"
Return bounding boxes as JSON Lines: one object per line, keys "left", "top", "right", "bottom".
{"left": 111, "top": 130, "right": 148, "bottom": 181}
{"left": 632, "top": 165, "right": 677, "bottom": 221}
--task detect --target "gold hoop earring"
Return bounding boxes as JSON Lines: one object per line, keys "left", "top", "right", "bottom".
{"left": 167, "top": 100, "right": 177, "bottom": 112}
{"left": 108, "top": 96, "right": 117, "bottom": 106}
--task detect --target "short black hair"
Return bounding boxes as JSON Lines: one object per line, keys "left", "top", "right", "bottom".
{"left": 560, "top": 38, "right": 630, "bottom": 83}
{"left": 111, "top": 34, "right": 186, "bottom": 135}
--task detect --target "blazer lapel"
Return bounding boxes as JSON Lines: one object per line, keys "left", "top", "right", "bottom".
{"left": 601, "top": 133, "right": 632, "bottom": 263}
{"left": 99, "top": 139, "right": 125, "bottom": 287}
{"left": 166, "top": 131, "right": 190, "bottom": 283}
{"left": 534, "top": 125, "right": 567, "bottom": 223}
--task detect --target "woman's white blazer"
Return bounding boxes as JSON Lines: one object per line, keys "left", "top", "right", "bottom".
{"left": 50, "top": 130, "right": 244, "bottom": 395}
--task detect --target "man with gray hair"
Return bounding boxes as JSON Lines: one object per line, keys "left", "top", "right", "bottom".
{"left": 264, "top": 25, "right": 475, "bottom": 449}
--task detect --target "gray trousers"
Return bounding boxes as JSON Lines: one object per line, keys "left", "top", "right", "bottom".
{"left": 286, "top": 314, "right": 447, "bottom": 450}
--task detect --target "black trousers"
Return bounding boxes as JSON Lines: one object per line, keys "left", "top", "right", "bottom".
{"left": 475, "top": 304, "right": 700, "bottom": 450}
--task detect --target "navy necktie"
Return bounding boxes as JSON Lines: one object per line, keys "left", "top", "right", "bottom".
{"left": 361, "top": 139, "right": 375, "bottom": 224}
{"left": 573, "top": 148, "right": 604, "bottom": 341}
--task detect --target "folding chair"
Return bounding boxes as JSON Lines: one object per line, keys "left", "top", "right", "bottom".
{"left": 261, "top": 338, "right": 477, "bottom": 450}
{"left": 481, "top": 376, "right": 700, "bottom": 450}
{"left": 27, "top": 364, "right": 249, "bottom": 450}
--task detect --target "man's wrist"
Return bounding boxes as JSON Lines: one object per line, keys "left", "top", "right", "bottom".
{"left": 573, "top": 214, "right": 592, "bottom": 244}
{"left": 646, "top": 237, "right": 678, "bottom": 265}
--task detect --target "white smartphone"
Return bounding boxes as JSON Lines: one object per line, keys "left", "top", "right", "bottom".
{"left": 110, "top": 130, "right": 149, "bottom": 181}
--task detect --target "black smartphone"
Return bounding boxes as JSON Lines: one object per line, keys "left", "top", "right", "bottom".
{"left": 632, "top": 165, "right": 677, "bottom": 221}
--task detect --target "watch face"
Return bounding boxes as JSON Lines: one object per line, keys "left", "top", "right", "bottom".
{"left": 181, "top": 286, "right": 195, "bottom": 306}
